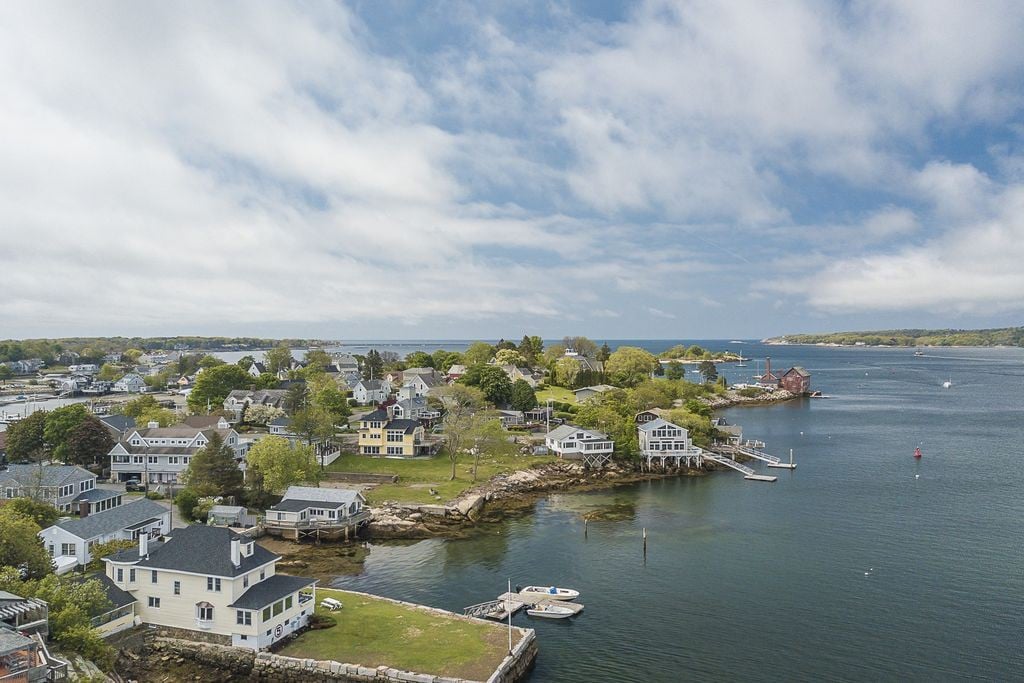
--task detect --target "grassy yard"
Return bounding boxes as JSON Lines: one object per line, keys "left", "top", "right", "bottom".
{"left": 326, "top": 451, "right": 553, "bottom": 505}
{"left": 535, "top": 385, "right": 576, "bottom": 404}
{"left": 279, "top": 588, "right": 516, "bottom": 680}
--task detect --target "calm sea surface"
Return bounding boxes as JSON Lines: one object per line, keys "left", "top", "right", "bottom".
{"left": 323, "top": 341, "right": 1024, "bottom": 682}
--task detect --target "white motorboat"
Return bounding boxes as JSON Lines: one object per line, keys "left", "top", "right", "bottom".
{"left": 518, "top": 585, "right": 579, "bottom": 601}
{"left": 526, "top": 603, "right": 575, "bottom": 619}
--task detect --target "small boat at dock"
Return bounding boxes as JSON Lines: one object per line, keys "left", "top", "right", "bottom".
{"left": 518, "top": 585, "right": 579, "bottom": 601}
{"left": 526, "top": 603, "right": 576, "bottom": 619}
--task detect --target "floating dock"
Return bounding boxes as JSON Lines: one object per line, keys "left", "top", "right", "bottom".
{"left": 743, "top": 474, "right": 778, "bottom": 482}
{"left": 499, "top": 592, "right": 586, "bottom": 615}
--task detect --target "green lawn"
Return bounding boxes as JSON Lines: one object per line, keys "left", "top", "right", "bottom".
{"left": 280, "top": 588, "right": 516, "bottom": 680}
{"left": 326, "top": 451, "right": 553, "bottom": 505}
{"left": 535, "top": 385, "right": 576, "bottom": 404}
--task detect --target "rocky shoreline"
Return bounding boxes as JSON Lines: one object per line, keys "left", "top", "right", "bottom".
{"left": 700, "top": 387, "right": 799, "bottom": 409}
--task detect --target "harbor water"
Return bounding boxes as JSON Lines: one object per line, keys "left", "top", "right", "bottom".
{"left": 324, "top": 342, "right": 1024, "bottom": 681}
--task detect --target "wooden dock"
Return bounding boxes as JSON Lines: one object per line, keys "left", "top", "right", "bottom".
{"left": 743, "top": 474, "right": 778, "bottom": 482}
{"left": 498, "top": 592, "right": 585, "bottom": 614}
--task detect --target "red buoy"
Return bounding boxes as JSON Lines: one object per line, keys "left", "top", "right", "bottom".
{"left": 914, "top": 447, "right": 922, "bottom": 459}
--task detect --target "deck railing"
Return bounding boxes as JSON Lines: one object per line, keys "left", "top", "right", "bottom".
{"left": 264, "top": 510, "right": 372, "bottom": 531}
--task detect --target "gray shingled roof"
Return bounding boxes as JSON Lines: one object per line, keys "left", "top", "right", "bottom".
{"left": 360, "top": 408, "right": 389, "bottom": 422}
{"left": 54, "top": 498, "right": 167, "bottom": 541}
{"left": 73, "top": 574, "right": 136, "bottom": 611}
{"left": 99, "top": 415, "right": 135, "bottom": 433}
{"left": 269, "top": 498, "right": 345, "bottom": 512}
{"left": 228, "top": 574, "right": 315, "bottom": 610}
{"left": 72, "top": 488, "right": 121, "bottom": 503}
{"left": 384, "top": 419, "right": 419, "bottom": 434}
{"left": 281, "top": 486, "right": 361, "bottom": 504}
{"left": 546, "top": 424, "right": 609, "bottom": 441}
{"left": 0, "top": 627, "right": 34, "bottom": 658}
{"left": 0, "top": 463, "right": 94, "bottom": 488}
{"left": 129, "top": 526, "right": 277, "bottom": 578}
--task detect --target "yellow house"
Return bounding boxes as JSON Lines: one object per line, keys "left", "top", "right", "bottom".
{"left": 358, "top": 409, "right": 427, "bottom": 457}
{"left": 102, "top": 526, "right": 316, "bottom": 649}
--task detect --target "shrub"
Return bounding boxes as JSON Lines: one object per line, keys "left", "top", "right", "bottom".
{"left": 738, "top": 387, "right": 764, "bottom": 398}
{"left": 175, "top": 488, "right": 199, "bottom": 521}
{"left": 348, "top": 399, "right": 359, "bottom": 407}
{"left": 144, "top": 491, "right": 165, "bottom": 500}
{"left": 309, "top": 613, "right": 337, "bottom": 630}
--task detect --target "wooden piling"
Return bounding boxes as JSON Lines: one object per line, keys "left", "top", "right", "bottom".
{"left": 584, "top": 518, "right": 588, "bottom": 538}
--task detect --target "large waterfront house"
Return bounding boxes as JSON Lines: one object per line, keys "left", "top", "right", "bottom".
{"left": 638, "top": 418, "right": 704, "bottom": 469}
{"left": 544, "top": 424, "right": 615, "bottom": 467}
{"left": 39, "top": 498, "right": 170, "bottom": 571}
{"left": 264, "top": 486, "right": 369, "bottom": 541}
{"left": 102, "top": 526, "right": 316, "bottom": 650}
{"left": 634, "top": 408, "right": 670, "bottom": 425}
{"left": 113, "top": 373, "right": 146, "bottom": 393}
{"left": 357, "top": 409, "right": 431, "bottom": 456}
{"left": 353, "top": 379, "right": 391, "bottom": 405}
{"left": 223, "top": 389, "right": 289, "bottom": 421}
{"left": 0, "top": 464, "right": 97, "bottom": 513}
{"left": 108, "top": 424, "right": 245, "bottom": 485}
{"left": 388, "top": 384, "right": 441, "bottom": 423}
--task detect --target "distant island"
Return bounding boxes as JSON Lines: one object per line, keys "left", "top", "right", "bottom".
{"left": 0, "top": 336, "right": 328, "bottom": 363}
{"left": 765, "top": 327, "right": 1024, "bottom": 348}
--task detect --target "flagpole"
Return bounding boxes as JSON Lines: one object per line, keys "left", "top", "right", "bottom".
{"left": 507, "top": 578, "right": 513, "bottom": 656}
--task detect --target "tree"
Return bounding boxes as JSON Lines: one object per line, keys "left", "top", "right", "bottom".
{"left": 85, "top": 539, "right": 136, "bottom": 571}
{"left": 236, "top": 355, "right": 256, "bottom": 371}
{"left": 436, "top": 385, "right": 486, "bottom": 480}
{"left": 254, "top": 372, "right": 280, "bottom": 389}
{"left": 574, "top": 393, "right": 638, "bottom": 461}
{"left": 121, "top": 395, "right": 159, "bottom": 419}
{"left": 463, "top": 341, "right": 495, "bottom": 366}
{"left": 0, "top": 507, "right": 52, "bottom": 578}
{"left": 290, "top": 406, "right": 336, "bottom": 469}
{"left": 308, "top": 373, "right": 351, "bottom": 422}
{"left": 605, "top": 346, "right": 659, "bottom": 388}
{"left": 0, "top": 365, "right": 12, "bottom": 383}
{"left": 494, "top": 349, "right": 526, "bottom": 366}
{"left": 553, "top": 356, "right": 582, "bottom": 388}
{"left": 699, "top": 360, "right": 719, "bottom": 383}
{"left": 245, "top": 404, "right": 286, "bottom": 426}
{"left": 246, "top": 436, "right": 319, "bottom": 496}
{"left": 187, "top": 364, "right": 253, "bottom": 413}
{"left": 404, "top": 351, "right": 434, "bottom": 368}
{"left": 96, "top": 363, "right": 124, "bottom": 381}
{"left": 43, "top": 405, "right": 91, "bottom": 462}
{"left": 563, "top": 336, "right": 599, "bottom": 358}
{"left": 362, "top": 349, "right": 384, "bottom": 380}
{"left": 432, "top": 350, "right": 462, "bottom": 373}
{"left": 285, "top": 381, "right": 310, "bottom": 413}
{"left": 304, "top": 349, "right": 332, "bottom": 374}
{"left": 175, "top": 488, "right": 200, "bottom": 521}
{"left": 630, "top": 381, "right": 674, "bottom": 410}
{"left": 182, "top": 432, "right": 244, "bottom": 500}
{"left": 517, "top": 335, "right": 544, "bottom": 366}
{"left": 135, "top": 407, "right": 178, "bottom": 427}
{"left": 510, "top": 379, "right": 538, "bottom": 411}
{"left": 199, "top": 354, "right": 226, "bottom": 369}
{"left": 264, "top": 345, "right": 294, "bottom": 376}
{"left": 5, "top": 410, "right": 47, "bottom": 462}
{"left": 2, "top": 498, "right": 59, "bottom": 527}
{"left": 597, "top": 342, "right": 612, "bottom": 362}
{"left": 66, "top": 416, "right": 115, "bottom": 466}
{"left": 666, "top": 361, "right": 685, "bottom": 380}
{"left": 467, "top": 417, "right": 516, "bottom": 481}
{"left": 474, "top": 366, "right": 513, "bottom": 406}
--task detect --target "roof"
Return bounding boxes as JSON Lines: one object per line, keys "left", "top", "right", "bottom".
{"left": 359, "top": 379, "right": 386, "bottom": 391}
{"left": 0, "top": 463, "right": 94, "bottom": 489}
{"left": 133, "top": 425, "right": 232, "bottom": 439}
{"left": 281, "top": 486, "right": 362, "bottom": 504}
{"left": 72, "top": 488, "right": 121, "bottom": 503}
{"left": 447, "top": 364, "right": 467, "bottom": 374}
{"left": 119, "top": 526, "right": 277, "bottom": 578}
{"left": 209, "top": 505, "right": 246, "bottom": 515}
{"left": 53, "top": 498, "right": 167, "bottom": 541}
{"left": 73, "top": 574, "right": 136, "bottom": 611}
{"left": 0, "top": 627, "right": 35, "bottom": 658}
{"left": 268, "top": 498, "right": 346, "bottom": 512}
{"left": 228, "top": 574, "right": 315, "bottom": 610}
{"left": 360, "top": 408, "right": 389, "bottom": 422}
{"left": 269, "top": 417, "right": 291, "bottom": 427}
{"left": 546, "top": 424, "right": 609, "bottom": 441}
{"left": 638, "top": 417, "right": 685, "bottom": 433}
{"left": 574, "top": 384, "right": 616, "bottom": 394}
{"left": 99, "top": 415, "right": 136, "bottom": 433}
{"left": 784, "top": 366, "right": 811, "bottom": 377}
{"left": 182, "top": 415, "right": 226, "bottom": 428}
{"left": 384, "top": 419, "right": 420, "bottom": 434}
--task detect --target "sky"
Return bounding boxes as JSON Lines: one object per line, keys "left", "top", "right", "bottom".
{"left": 2, "top": 0, "right": 1024, "bottom": 341}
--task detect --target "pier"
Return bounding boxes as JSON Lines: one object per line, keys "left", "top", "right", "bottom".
{"left": 464, "top": 592, "right": 585, "bottom": 620}
{"left": 703, "top": 451, "right": 778, "bottom": 483}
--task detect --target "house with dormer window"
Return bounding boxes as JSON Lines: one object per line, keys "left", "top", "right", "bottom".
{"left": 108, "top": 424, "right": 244, "bottom": 485}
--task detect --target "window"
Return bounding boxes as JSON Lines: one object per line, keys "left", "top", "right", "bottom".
{"left": 130, "top": 568, "right": 136, "bottom": 582}
{"left": 151, "top": 570, "right": 158, "bottom": 583}
{"left": 207, "top": 577, "right": 221, "bottom": 591}
{"left": 174, "top": 581, "right": 180, "bottom": 595}
{"left": 196, "top": 604, "right": 213, "bottom": 621}
{"left": 260, "top": 571, "right": 265, "bottom": 580}
{"left": 5, "top": 487, "right": 15, "bottom": 498}
{"left": 285, "top": 596, "right": 293, "bottom": 610}
{"left": 240, "top": 635, "right": 247, "bottom": 641}
{"left": 117, "top": 568, "right": 124, "bottom": 582}
{"left": 272, "top": 600, "right": 284, "bottom": 617}
{"left": 236, "top": 610, "right": 251, "bottom": 626}
{"left": 148, "top": 597, "right": 161, "bottom": 608}
{"left": 60, "top": 543, "right": 76, "bottom": 556}
{"left": 243, "top": 575, "right": 249, "bottom": 588}
{"left": 262, "top": 607, "right": 271, "bottom": 621}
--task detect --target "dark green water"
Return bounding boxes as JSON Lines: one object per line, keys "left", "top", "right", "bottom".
{"left": 332, "top": 344, "right": 1024, "bottom": 681}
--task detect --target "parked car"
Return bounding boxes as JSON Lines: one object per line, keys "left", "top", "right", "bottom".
{"left": 124, "top": 479, "right": 147, "bottom": 492}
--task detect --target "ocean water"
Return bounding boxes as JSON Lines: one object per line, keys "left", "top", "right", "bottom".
{"left": 321, "top": 342, "right": 1024, "bottom": 682}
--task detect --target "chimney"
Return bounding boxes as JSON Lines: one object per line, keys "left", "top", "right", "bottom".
{"left": 147, "top": 421, "right": 159, "bottom": 429}
{"left": 78, "top": 501, "right": 90, "bottom": 518}
{"left": 139, "top": 534, "right": 148, "bottom": 559}
{"left": 230, "top": 539, "right": 241, "bottom": 568}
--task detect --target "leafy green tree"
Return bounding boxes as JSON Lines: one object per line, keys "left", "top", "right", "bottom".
{"left": 683, "top": 398, "right": 712, "bottom": 418}
{"left": 244, "top": 404, "right": 286, "bottom": 426}
{"left": 304, "top": 349, "right": 332, "bottom": 374}
{"left": 699, "top": 360, "right": 719, "bottom": 383}
{"left": 665, "top": 361, "right": 684, "bottom": 380}
{"left": 494, "top": 338, "right": 517, "bottom": 351}
{"left": 120, "top": 395, "right": 159, "bottom": 419}
{"left": 0, "top": 365, "right": 13, "bottom": 383}
{"left": 5, "top": 410, "right": 47, "bottom": 462}
{"left": 66, "top": 416, "right": 115, "bottom": 466}
{"left": 285, "top": 381, "right": 310, "bottom": 413}
{"left": 246, "top": 436, "right": 319, "bottom": 496}
{"left": 136, "top": 407, "right": 178, "bottom": 427}
{"left": 264, "top": 344, "right": 294, "bottom": 376}
{"left": 175, "top": 488, "right": 200, "bottom": 521}
{"left": 290, "top": 406, "right": 336, "bottom": 469}
{"left": 436, "top": 384, "right": 486, "bottom": 480}
{"left": 308, "top": 373, "right": 351, "bottom": 422}
{"left": 182, "top": 432, "right": 244, "bottom": 500}
{"left": 462, "top": 341, "right": 495, "bottom": 366}
{"left": 85, "top": 539, "right": 136, "bottom": 570}
{"left": 597, "top": 342, "right": 612, "bottom": 362}
{"left": 517, "top": 335, "right": 544, "bottom": 366}
{"left": 432, "top": 350, "right": 462, "bottom": 373}
{"left": 362, "top": 349, "right": 384, "bottom": 380}
{"left": 404, "top": 351, "right": 435, "bottom": 368}
{"left": 564, "top": 336, "right": 599, "bottom": 358}
{"left": 0, "top": 507, "right": 52, "bottom": 578}
{"left": 474, "top": 366, "right": 513, "bottom": 405}
{"left": 254, "top": 372, "right": 280, "bottom": 389}
{"left": 467, "top": 417, "right": 516, "bottom": 481}
{"left": 2, "top": 497, "right": 60, "bottom": 527}
{"left": 236, "top": 355, "right": 256, "bottom": 371}
{"left": 187, "top": 364, "right": 253, "bottom": 413}
{"left": 96, "top": 363, "right": 125, "bottom": 381}
{"left": 199, "top": 354, "right": 227, "bottom": 369}
{"left": 630, "top": 380, "right": 674, "bottom": 410}
{"left": 574, "top": 393, "right": 638, "bottom": 461}
{"left": 553, "top": 356, "right": 582, "bottom": 388}
{"left": 605, "top": 346, "right": 659, "bottom": 387}
{"left": 44, "top": 404, "right": 90, "bottom": 462}
{"left": 510, "top": 379, "right": 537, "bottom": 411}
{"left": 494, "top": 349, "right": 526, "bottom": 366}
